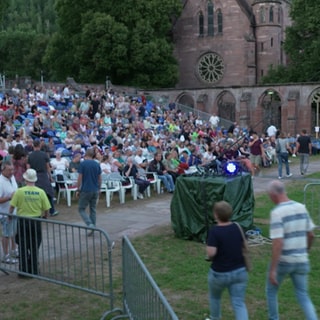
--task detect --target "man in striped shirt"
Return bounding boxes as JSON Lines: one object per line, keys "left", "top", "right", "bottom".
{"left": 266, "top": 180, "right": 317, "bottom": 320}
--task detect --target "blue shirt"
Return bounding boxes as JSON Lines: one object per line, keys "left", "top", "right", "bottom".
{"left": 78, "top": 159, "right": 101, "bottom": 192}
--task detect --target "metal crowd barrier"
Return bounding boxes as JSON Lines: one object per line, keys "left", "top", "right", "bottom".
{"left": 175, "top": 102, "right": 233, "bottom": 130}
{"left": 102, "top": 235, "right": 178, "bottom": 320}
{"left": 303, "top": 183, "right": 320, "bottom": 234}
{"left": 0, "top": 213, "right": 115, "bottom": 311}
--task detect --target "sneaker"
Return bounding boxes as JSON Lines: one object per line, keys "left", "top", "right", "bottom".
{"left": 286, "top": 173, "right": 293, "bottom": 178}
{"left": 2, "top": 254, "right": 18, "bottom": 264}
{"left": 50, "top": 211, "right": 59, "bottom": 217}
{"left": 137, "top": 192, "right": 144, "bottom": 200}
{"left": 292, "top": 154, "right": 297, "bottom": 157}
{"left": 278, "top": 176, "right": 282, "bottom": 179}
{"left": 11, "top": 248, "right": 19, "bottom": 258}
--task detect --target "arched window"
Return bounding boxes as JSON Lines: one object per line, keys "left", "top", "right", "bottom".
{"left": 217, "top": 9, "right": 223, "bottom": 34}
{"left": 208, "top": 1, "right": 214, "bottom": 36}
{"left": 269, "top": 6, "right": 274, "bottom": 22}
{"left": 260, "top": 6, "right": 266, "bottom": 23}
{"left": 199, "top": 11, "right": 204, "bottom": 36}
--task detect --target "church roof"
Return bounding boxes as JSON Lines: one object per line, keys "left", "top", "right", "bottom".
{"left": 236, "top": 0, "right": 256, "bottom": 26}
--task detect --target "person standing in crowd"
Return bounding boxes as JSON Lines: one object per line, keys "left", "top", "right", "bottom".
{"left": 9, "top": 169, "right": 51, "bottom": 276}
{"left": 27, "top": 139, "right": 58, "bottom": 216}
{"left": 76, "top": 148, "right": 101, "bottom": 235}
{"left": 123, "top": 156, "right": 150, "bottom": 199}
{"left": 206, "top": 201, "right": 249, "bottom": 320}
{"left": 296, "top": 129, "right": 312, "bottom": 175}
{"left": 0, "top": 161, "right": 18, "bottom": 264}
{"left": 249, "top": 131, "right": 265, "bottom": 176}
{"left": 275, "top": 132, "right": 292, "bottom": 179}
{"left": 267, "top": 124, "right": 277, "bottom": 138}
{"left": 209, "top": 113, "right": 220, "bottom": 129}
{"left": 12, "top": 144, "right": 27, "bottom": 187}
{"left": 266, "top": 180, "right": 317, "bottom": 320}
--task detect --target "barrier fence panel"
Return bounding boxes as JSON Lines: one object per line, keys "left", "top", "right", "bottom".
{"left": 303, "top": 183, "right": 320, "bottom": 235}
{"left": 102, "top": 235, "right": 178, "bottom": 320}
{"left": 0, "top": 213, "right": 115, "bottom": 311}
{"left": 175, "top": 102, "right": 234, "bottom": 130}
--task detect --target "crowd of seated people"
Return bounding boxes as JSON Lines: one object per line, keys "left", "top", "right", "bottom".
{"left": 0, "top": 83, "right": 296, "bottom": 203}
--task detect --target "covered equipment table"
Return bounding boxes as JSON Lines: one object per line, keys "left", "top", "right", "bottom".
{"left": 170, "top": 173, "right": 255, "bottom": 243}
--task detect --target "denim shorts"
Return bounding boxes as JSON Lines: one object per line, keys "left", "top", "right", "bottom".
{"left": 1, "top": 216, "right": 17, "bottom": 237}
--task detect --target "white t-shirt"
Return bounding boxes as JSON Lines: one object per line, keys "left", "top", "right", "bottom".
{"left": 0, "top": 174, "right": 18, "bottom": 218}
{"left": 267, "top": 125, "right": 277, "bottom": 137}
{"left": 100, "top": 162, "right": 111, "bottom": 174}
{"left": 209, "top": 115, "right": 220, "bottom": 127}
{"left": 51, "top": 157, "right": 69, "bottom": 175}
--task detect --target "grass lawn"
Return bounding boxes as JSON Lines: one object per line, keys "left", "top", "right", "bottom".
{"left": 131, "top": 173, "right": 320, "bottom": 320}
{"left": 1, "top": 170, "right": 320, "bottom": 319}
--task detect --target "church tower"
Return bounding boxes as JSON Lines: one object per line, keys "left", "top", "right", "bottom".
{"left": 173, "top": 0, "right": 257, "bottom": 88}
{"left": 172, "top": 0, "right": 291, "bottom": 88}
{"left": 252, "top": 0, "right": 283, "bottom": 82}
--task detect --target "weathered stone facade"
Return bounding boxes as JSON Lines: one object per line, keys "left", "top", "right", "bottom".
{"left": 159, "top": 0, "right": 320, "bottom": 136}
{"left": 147, "top": 83, "right": 320, "bottom": 137}
{"left": 173, "top": 0, "right": 291, "bottom": 88}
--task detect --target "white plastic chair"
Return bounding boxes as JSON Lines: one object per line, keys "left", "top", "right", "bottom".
{"left": 100, "top": 179, "right": 122, "bottom": 208}
{"left": 120, "top": 176, "right": 136, "bottom": 203}
{"left": 56, "top": 173, "right": 78, "bottom": 207}
{"left": 146, "top": 172, "right": 161, "bottom": 194}
{"left": 106, "top": 172, "right": 136, "bottom": 203}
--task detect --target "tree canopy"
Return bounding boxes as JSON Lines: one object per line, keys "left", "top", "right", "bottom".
{"left": 46, "top": 0, "right": 182, "bottom": 87}
{"left": 262, "top": 0, "right": 320, "bottom": 84}
{"left": 0, "top": 0, "right": 182, "bottom": 88}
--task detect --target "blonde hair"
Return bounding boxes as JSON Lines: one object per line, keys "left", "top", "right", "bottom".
{"left": 213, "top": 201, "right": 233, "bottom": 222}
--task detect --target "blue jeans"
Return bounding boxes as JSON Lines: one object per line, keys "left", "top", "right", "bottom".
{"left": 277, "top": 152, "right": 290, "bottom": 177}
{"left": 78, "top": 191, "right": 99, "bottom": 227}
{"left": 158, "top": 174, "right": 175, "bottom": 192}
{"left": 208, "top": 267, "right": 248, "bottom": 320}
{"left": 1, "top": 215, "right": 17, "bottom": 237}
{"left": 299, "top": 153, "right": 309, "bottom": 174}
{"left": 266, "top": 262, "right": 317, "bottom": 320}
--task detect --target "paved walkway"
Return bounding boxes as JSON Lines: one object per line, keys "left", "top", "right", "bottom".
{"left": 67, "top": 158, "right": 319, "bottom": 242}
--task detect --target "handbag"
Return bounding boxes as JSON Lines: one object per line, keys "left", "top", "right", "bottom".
{"left": 235, "top": 222, "right": 251, "bottom": 272}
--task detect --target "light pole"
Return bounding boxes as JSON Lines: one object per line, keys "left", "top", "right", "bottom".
{"left": 41, "top": 70, "right": 44, "bottom": 87}
{"left": 266, "top": 90, "right": 274, "bottom": 124}
{"left": 106, "top": 75, "right": 109, "bottom": 91}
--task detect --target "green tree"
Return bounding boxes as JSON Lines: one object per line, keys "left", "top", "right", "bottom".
{"left": 3, "top": 0, "right": 56, "bottom": 34}
{"left": 77, "top": 13, "right": 129, "bottom": 83}
{"left": 262, "top": 0, "right": 320, "bottom": 83}
{"left": 0, "top": 30, "right": 47, "bottom": 79}
{"left": 0, "top": 0, "right": 9, "bottom": 29}
{"left": 46, "top": 0, "right": 182, "bottom": 87}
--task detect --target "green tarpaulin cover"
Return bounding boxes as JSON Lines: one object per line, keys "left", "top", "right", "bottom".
{"left": 170, "top": 173, "right": 255, "bottom": 243}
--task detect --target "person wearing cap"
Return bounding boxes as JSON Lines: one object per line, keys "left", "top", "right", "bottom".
{"left": 9, "top": 168, "right": 51, "bottom": 276}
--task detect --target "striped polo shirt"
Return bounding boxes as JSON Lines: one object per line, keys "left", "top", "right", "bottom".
{"left": 270, "top": 201, "right": 315, "bottom": 264}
